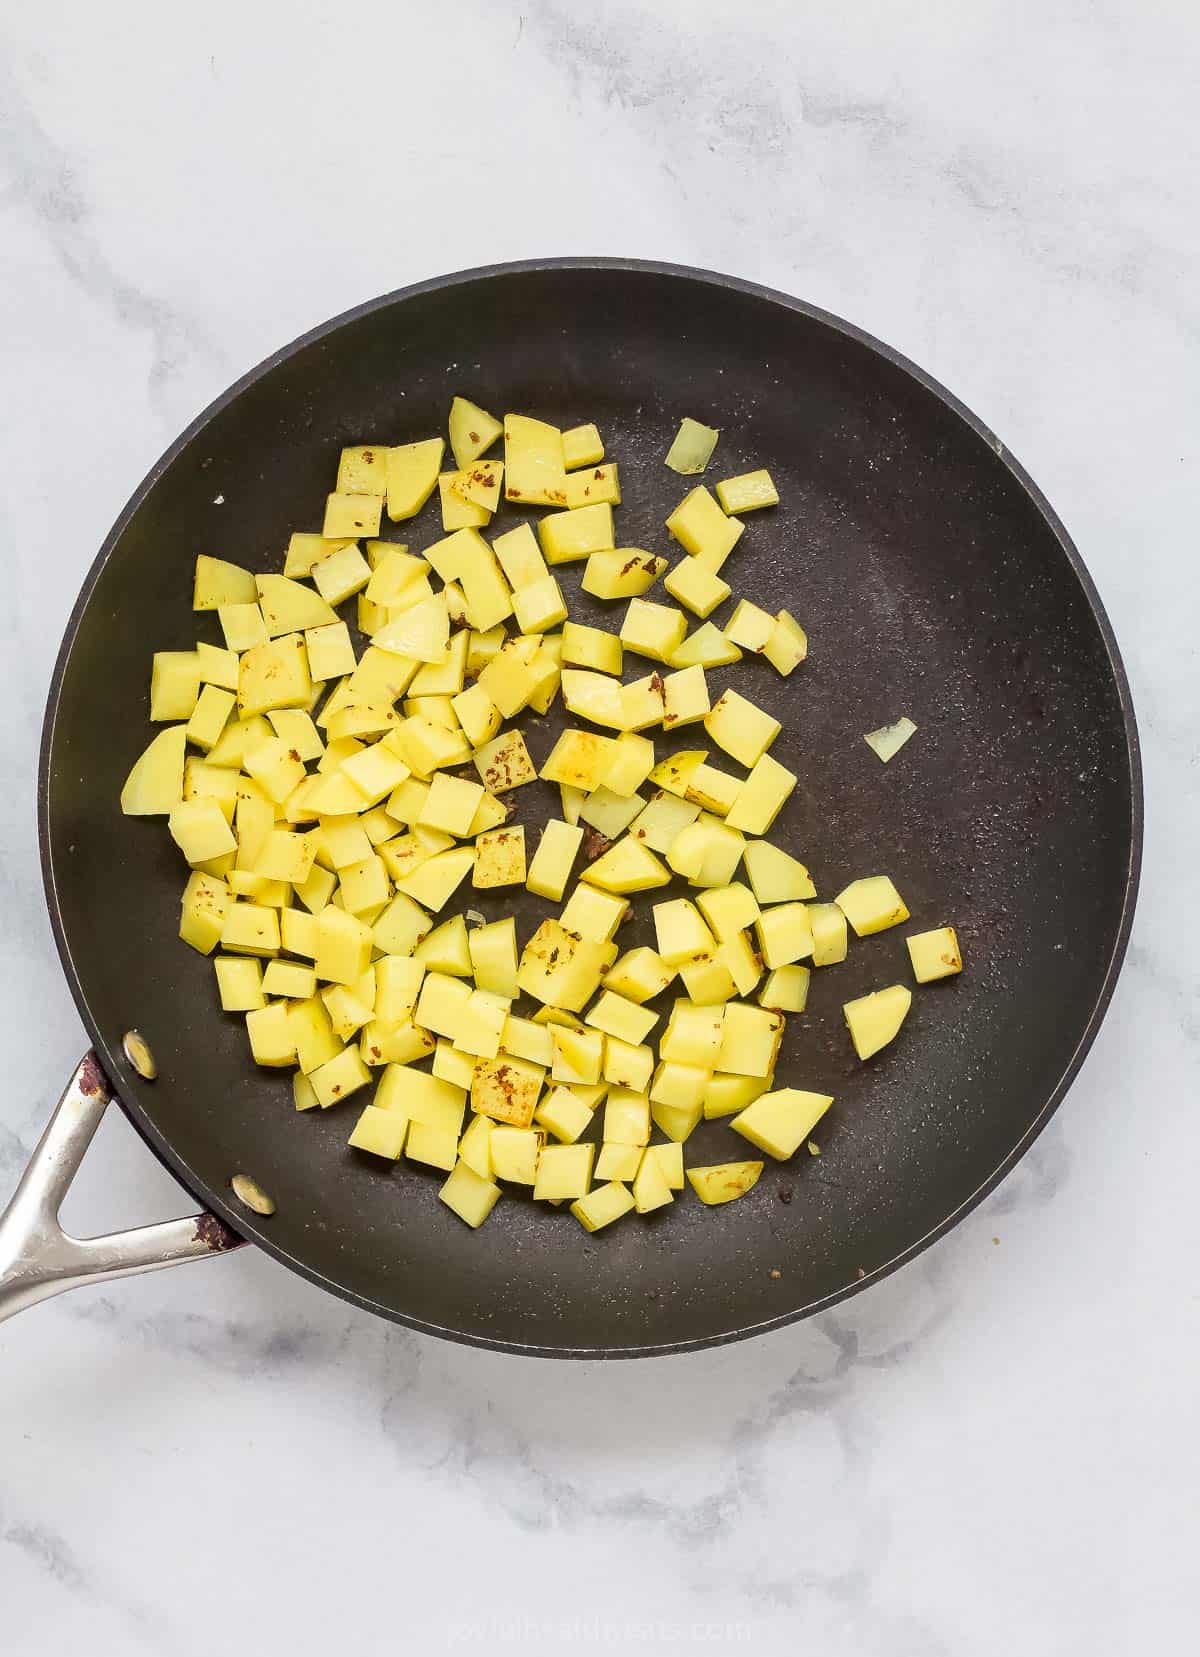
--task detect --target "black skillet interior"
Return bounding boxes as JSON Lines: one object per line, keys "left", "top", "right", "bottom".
{"left": 39, "top": 262, "right": 1140, "bottom": 1356}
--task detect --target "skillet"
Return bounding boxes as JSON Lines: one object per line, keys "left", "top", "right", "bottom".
{"left": 0, "top": 259, "right": 1141, "bottom": 1354}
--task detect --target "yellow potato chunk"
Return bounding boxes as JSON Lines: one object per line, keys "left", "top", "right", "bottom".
{"left": 582, "top": 549, "right": 667, "bottom": 600}
{"left": 732, "top": 1087, "right": 833, "bottom": 1159}
{"left": 439, "top": 1160, "right": 502, "bottom": 1227}
{"left": 533, "top": 1142, "right": 595, "bottom": 1201}
{"left": 620, "top": 598, "right": 688, "bottom": 664}
{"left": 562, "top": 422, "right": 604, "bottom": 469}
{"left": 755, "top": 902, "right": 814, "bottom": 969}
{"left": 238, "top": 635, "right": 312, "bottom": 718}
{"left": 653, "top": 897, "right": 716, "bottom": 965}
{"left": 449, "top": 397, "right": 503, "bottom": 469}
{"left": 666, "top": 486, "right": 744, "bottom": 568}
{"left": 834, "top": 876, "right": 910, "bottom": 937}
{"left": 490, "top": 1125, "right": 542, "bottom": 1183}
{"left": 245, "top": 1003, "right": 296, "bottom": 1068}
{"left": 526, "top": 818, "right": 584, "bottom": 901}
{"left": 472, "top": 826, "right": 526, "bottom": 888}
{"left": 724, "top": 754, "right": 797, "bottom": 835}
{"left": 686, "top": 1161, "right": 763, "bottom": 1205}
{"left": 758, "top": 965, "right": 810, "bottom": 1013}
{"left": 715, "top": 470, "right": 778, "bottom": 513}
{"left": 563, "top": 463, "right": 620, "bottom": 510}
{"left": 539, "top": 502, "right": 614, "bottom": 564}
{"left": 742, "top": 840, "right": 815, "bottom": 904}
{"left": 504, "top": 414, "right": 567, "bottom": 508}
{"left": 704, "top": 689, "right": 780, "bottom": 768}
{"left": 179, "top": 871, "right": 230, "bottom": 954}
{"left": 664, "top": 417, "right": 718, "bottom": 475}
{"left": 122, "top": 725, "right": 187, "bottom": 816}
{"left": 518, "top": 920, "right": 611, "bottom": 1011}
{"left": 193, "top": 554, "right": 257, "bottom": 610}
{"left": 669, "top": 623, "right": 742, "bottom": 670}
{"left": 472, "top": 1056, "right": 544, "bottom": 1127}
{"left": 702, "top": 1074, "right": 770, "bottom": 1120}
{"left": 348, "top": 1105, "right": 408, "bottom": 1160}
{"left": 663, "top": 558, "right": 731, "bottom": 619}
{"left": 763, "top": 611, "right": 808, "bottom": 676}
{"left": 907, "top": 926, "right": 962, "bottom": 983}
{"left": 571, "top": 1180, "right": 635, "bottom": 1231}
{"left": 385, "top": 438, "right": 444, "bottom": 522}
{"left": 214, "top": 955, "right": 265, "bottom": 1012}
{"left": 808, "top": 901, "right": 848, "bottom": 966}
{"left": 632, "top": 1150, "right": 673, "bottom": 1214}
{"left": 844, "top": 985, "right": 912, "bottom": 1060}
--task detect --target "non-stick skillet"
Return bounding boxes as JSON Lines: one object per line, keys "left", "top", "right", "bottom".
{"left": 0, "top": 260, "right": 1141, "bottom": 1354}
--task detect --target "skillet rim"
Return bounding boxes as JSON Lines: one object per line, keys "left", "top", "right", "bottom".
{"left": 36, "top": 256, "right": 1144, "bottom": 1357}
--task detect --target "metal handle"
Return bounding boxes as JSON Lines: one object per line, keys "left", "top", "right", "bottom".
{"left": 0, "top": 1053, "right": 244, "bottom": 1324}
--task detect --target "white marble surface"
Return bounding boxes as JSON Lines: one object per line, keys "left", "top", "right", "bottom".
{"left": 1, "top": 2, "right": 1196, "bottom": 1651}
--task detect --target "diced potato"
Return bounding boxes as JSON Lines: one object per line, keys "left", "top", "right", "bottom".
{"left": 562, "top": 463, "right": 619, "bottom": 510}
{"left": 663, "top": 558, "right": 731, "bottom": 619}
{"left": 122, "top": 725, "right": 187, "bottom": 816}
{"left": 864, "top": 716, "right": 917, "bottom": 763}
{"left": 284, "top": 534, "right": 356, "bottom": 579}
{"left": 620, "top": 598, "right": 688, "bottom": 664}
{"left": 439, "top": 1160, "right": 502, "bottom": 1227}
{"left": 311, "top": 543, "right": 371, "bottom": 608}
{"left": 518, "top": 920, "right": 611, "bottom": 1011}
{"left": 731, "top": 1087, "right": 832, "bottom": 1159}
{"left": 395, "top": 846, "right": 474, "bottom": 911}
{"left": 220, "top": 901, "right": 281, "bottom": 957}
{"left": 533, "top": 1142, "right": 594, "bottom": 1201}
{"left": 560, "top": 883, "right": 628, "bottom": 944}
{"left": 678, "top": 952, "right": 736, "bottom": 1005}
{"left": 562, "top": 423, "right": 604, "bottom": 469}
{"left": 702, "top": 1073, "right": 770, "bottom": 1119}
{"left": 449, "top": 397, "right": 503, "bottom": 469}
{"left": 724, "top": 754, "right": 797, "bottom": 834}
{"left": 594, "top": 1143, "right": 640, "bottom": 1183}
{"left": 562, "top": 669, "right": 625, "bottom": 730}
{"left": 704, "top": 689, "right": 780, "bottom": 769}
{"left": 536, "top": 1084, "right": 595, "bottom": 1143}
{"left": 742, "top": 840, "right": 815, "bottom": 904}
{"left": 414, "top": 914, "right": 473, "bottom": 976}
{"left": 238, "top": 635, "right": 312, "bottom": 718}
{"left": 244, "top": 737, "right": 307, "bottom": 804}
{"left": 666, "top": 486, "right": 744, "bottom": 568}
{"left": 627, "top": 791, "right": 699, "bottom": 854}
{"left": 661, "top": 665, "right": 711, "bottom": 730}
{"left": 335, "top": 443, "right": 388, "bottom": 496}
{"left": 582, "top": 549, "right": 667, "bottom": 601}
{"left": 755, "top": 902, "right": 814, "bottom": 969}
{"left": 669, "top": 622, "right": 743, "bottom": 670}
{"left": 844, "top": 985, "right": 912, "bottom": 1060}
{"left": 603, "top": 946, "right": 676, "bottom": 1004}
{"left": 653, "top": 897, "right": 716, "bottom": 965}
{"left": 808, "top": 901, "right": 848, "bottom": 966}
{"left": 315, "top": 906, "right": 373, "bottom": 985}
{"left": 449, "top": 458, "right": 504, "bottom": 513}
{"left": 646, "top": 747, "right": 708, "bottom": 798}
{"left": 472, "top": 826, "right": 525, "bottom": 888}
{"left": 255, "top": 575, "right": 338, "bottom": 639}
{"left": 416, "top": 772, "right": 482, "bottom": 838}
{"left": 763, "top": 610, "right": 808, "bottom": 676}
{"left": 511, "top": 574, "right": 566, "bottom": 634}
{"left": 385, "top": 437, "right": 444, "bottom": 521}
{"left": 540, "top": 728, "right": 617, "bottom": 792}
{"left": 438, "top": 469, "right": 489, "bottom": 531}
{"left": 585, "top": 990, "right": 657, "bottom": 1047}
{"left": 660, "top": 1001, "right": 724, "bottom": 1068}
{"left": 289, "top": 996, "right": 342, "bottom": 1073}
{"left": 214, "top": 955, "right": 265, "bottom": 1012}
{"left": 451, "top": 989, "right": 509, "bottom": 1060}
{"left": 150, "top": 651, "right": 200, "bottom": 722}
{"left": 649, "top": 1097, "right": 704, "bottom": 1142}
{"left": 717, "top": 1001, "right": 783, "bottom": 1077}
{"left": 715, "top": 470, "right": 778, "bottom": 513}
{"left": 682, "top": 763, "right": 741, "bottom": 817}
{"left": 834, "top": 876, "right": 909, "bottom": 937}
{"left": 348, "top": 1105, "right": 409, "bottom": 1160}
{"left": 471, "top": 1056, "right": 544, "bottom": 1127}
{"left": 571, "top": 1181, "right": 634, "bottom": 1232}
{"left": 664, "top": 417, "right": 718, "bottom": 475}
{"left": 716, "top": 929, "right": 762, "bottom": 997}
{"left": 219, "top": 602, "right": 269, "bottom": 653}
{"left": 632, "top": 1150, "right": 673, "bottom": 1214}
{"left": 490, "top": 1125, "right": 542, "bottom": 1184}
{"left": 193, "top": 554, "right": 258, "bottom": 610}
{"left": 504, "top": 414, "right": 567, "bottom": 508}
{"left": 581, "top": 835, "right": 671, "bottom": 894}
{"left": 245, "top": 1003, "right": 297, "bottom": 1068}
{"left": 261, "top": 959, "right": 317, "bottom": 999}
{"left": 906, "top": 926, "right": 962, "bottom": 983}
{"left": 560, "top": 783, "right": 585, "bottom": 825}
{"left": 195, "top": 641, "right": 240, "bottom": 692}
{"left": 267, "top": 708, "right": 323, "bottom": 764}
{"left": 602, "top": 1036, "right": 654, "bottom": 1090}
{"left": 695, "top": 882, "right": 760, "bottom": 941}
{"left": 526, "top": 818, "right": 584, "bottom": 901}
{"left": 758, "top": 965, "right": 810, "bottom": 1013}
{"left": 539, "top": 502, "right": 614, "bottom": 564}
{"left": 724, "top": 598, "right": 775, "bottom": 652}
{"left": 686, "top": 1161, "right": 763, "bottom": 1205}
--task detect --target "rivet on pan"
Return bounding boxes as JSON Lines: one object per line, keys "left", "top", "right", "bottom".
{"left": 122, "top": 1030, "right": 157, "bottom": 1080}
{"left": 230, "top": 1174, "right": 276, "bottom": 1217}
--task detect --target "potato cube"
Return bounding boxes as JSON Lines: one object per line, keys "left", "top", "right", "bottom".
{"left": 449, "top": 397, "right": 502, "bottom": 469}
{"left": 539, "top": 728, "right": 616, "bottom": 792}
{"left": 660, "top": 1001, "right": 724, "bottom": 1068}
{"left": 669, "top": 622, "right": 743, "bottom": 670}
{"left": 666, "top": 485, "right": 744, "bottom": 567}
{"left": 533, "top": 1142, "right": 594, "bottom": 1201}
{"left": 561, "top": 669, "right": 625, "bottom": 731}
{"left": 661, "top": 665, "right": 711, "bottom": 730}
{"left": 653, "top": 898, "right": 715, "bottom": 965}
{"left": 471, "top": 1056, "right": 544, "bottom": 1127}
{"left": 526, "top": 819, "right": 584, "bottom": 902}
{"left": 501, "top": 1015, "right": 553, "bottom": 1067}
{"left": 472, "top": 826, "right": 525, "bottom": 888}
{"left": 561, "top": 622, "right": 622, "bottom": 676}
{"left": 723, "top": 598, "right": 774, "bottom": 653}
{"left": 550, "top": 1027, "right": 605, "bottom": 1086}
{"left": 742, "top": 841, "right": 815, "bottom": 904}
{"left": 169, "top": 798, "right": 237, "bottom": 866}
{"left": 309, "top": 1045, "right": 371, "bottom": 1107}
{"left": 843, "top": 985, "right": 912, "bottom": 1060}
{"left": 686, "top": 1162, "right": 763, "bottom": 1205}
{"left": 373, "top": 595, "right": 450, "bottom": 665}
{"left": 311, "top": 543, "right": 371, "bottom": 608}
{"left": 582, "top": 836, "right": 670, "bottom": 896}
{"left": 663, "top": 558, "right": 731, "bottom": 619}
{"left": 315, "top": 906, "right": 373, "bottom": 984}
{"left": 178, "top": 869, "right": 230, "bottom": 954}
{"left": 220, "top": 901, "right": 280, "bottom": 957}
{"left": 717, "top": 1002, "right": 784, "bottom": 1077}
{"left": 150, "top": 651, "right": 200, "bottom": 722}
{"left": 415, "top": 914, "right": 472, "bottom": 977}
{"left": 594, "top": 1143, "right": 641, "bottom": 1183}
{"left": 439, "top": 1160, "right": 502, "bottom": 1227}
{"left": 570, "top": 1179, "right": 636, "bottom": 1232}
{"left": 467, "top": 917, "right": 518, "bottom": 998}
{"left": 504, "top": 414, "right": 567, "bottom": 508}
{"left": 649, "top": 1096, "right": 704, "bottom": 1143}
{"left": 431, "top": 1042, "right": 477, "bottom": 1091}
{"left": 603, "top": 1037, "right": 654, "bottom": 1091}
{"left": 835, "top": 876, "right": 910, "bottom": 937}
{"left": 338, "top": 854, "right": 391, "bottom": 915}
{"left": 449, "top": 458, "right": 504, "bottom": 513}
{"left": 261, "top": 959, "right": 317, "bottom": 999}
{"left": 732, "top": 1087, "right": 833, "bottom": 1159}
{"left": 758, "top": 965, "right": 810, "bottom": 1013}
{"left": 244, "top": 737, "right": 307, "bottom": 805}
{"left": 703, "top": 1073, "right": 770, "bottom": 1119}
{"left": 414, "top": 971, "right": 472, "bottom": 1038}
{"left": 755, "top": 902, "right": 814, "bottom": 969}
{"left": 864, "top": 717, "right": 918, "bottom": 764}
{"left": 582, "top": 549, "right": 667, "bottom": 601}
{"left": 649, "top": 1059, "right": 711, "bottom": 1111}
{"left": 510, "top": 574, "right": 567, "bottom": 634}
{"left": 536, "top": 1084, "right": 595, "bottom": 1143}
{"left": 537, "top": 502, "right": 614, "bottom": 566}
{"left": 716, "top": 929, "right": 761, "bottom": 997}
{"left": 562, "top": 422, "right": 604, "bottom": 469}
{"left": 664, "top": 417, "right": 718, "bottom": 475}
{"left": 348, "top": 1105, "right": 408, "bottom": 1160}
{"left": 724, "top": 754, "right": 796, "bottom": 834}
{"left": 214, "top": 955, "right": 265, "bottom": 1012}
{"left": 267, "top": 709, "right": 323, "bottom": 764}
{"left": 620, "top": 599, "right": 688, "bottom": 664}
{"left": 763, "top": 610, "right": 808, "bottom": 676}
{"left": 405, "top": 1118, "right": 461, "bottom": 1171}
{"left": 255, "top": 575, "right": 339, "bottom": 639}
{"left": 382, "top": 437, "right": 444, "bottom": 521}
{"left": 245, "top": 1002, "right": 296, "bottom": 1067}
{"left": 219, "top": 602, "right": 269, "bottom": 653}
{"left": 560, "top": 884, "right": 627, "bottom": 944}
{"left": 518, "top": 920, "right": 611, "bottom": 1011}
{"left": 562, "top": 462, "right": 619, "bottom": 510}
{"left": 599, "top": 949, "right": 672, "bottom": 1007}
{"left": 647, "top": 747, "right": 709, "bottom": 798}
{"left": 682, "top": 763, "right": 741, "bottom": 817}
{"left": 678, "top": 953, "right": 736, "bottom": 1005}
{"left": 716, "top": 469, "right": 778, "bottom": 513}
{"left": 452, "top": 990, "right": 509, "bottom": 1060}
{"left": 194, "top": 554, "right": 257, "bottom": 610}
{"left": 808, "top": 902, "right": 848, "bottom": 966}
{"left": 254, "top": 830, "right": 316, "bottom": 886}
{"left": 597, "top": 734, "right": 653, "bottom": 798}
{"left": 416, "top": 772, "right": 483, "bottom": 838}
{"left": 696, "top": 883, "right": 760, "bottom": 942}
{"left": 602, "top": 1088, "right": 651, "bottom": 1146}
{"left": 907, "top": 926, "right": 963, "bottom": 983}
{"left": 632, "top": 1150, "right": 673, "bottom": 1214}
{"left": 238, "top": 635, "right": 312, "bottom": 718}
{"left": 289, "top": 996, "right": 342, "bottom": 1072}
{"left": 704, "top": 689, "right": 780, "bottom": 768}
{"left": 395, "top": 846, "right": 474, "bottom": 911}
{"left": 185, "top": 684, "right": 235, "bottom": 753}
{"left": 490, "top": 1125, "right": 542, "bottom": 1184}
